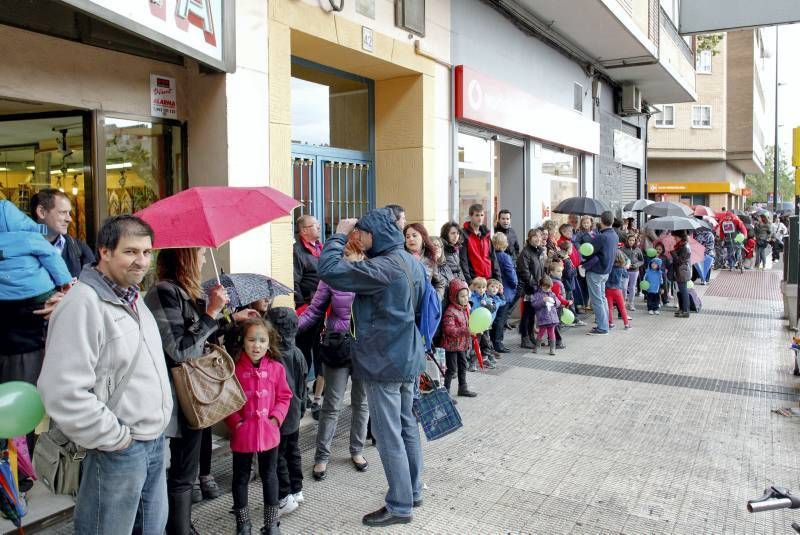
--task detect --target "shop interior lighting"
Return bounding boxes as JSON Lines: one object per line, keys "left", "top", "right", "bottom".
{"left": 0, "top": 167, "right": 7, "bottom": 172}
{"left": 71, "top": 174, "right": 79, "bottom": 196}
{"left": 106, "top": 162, "right": 133, "bottom": 170}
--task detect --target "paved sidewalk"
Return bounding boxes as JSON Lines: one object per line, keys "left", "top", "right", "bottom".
{"left": 41, "top": 268, "right": 800, "bottom": 534}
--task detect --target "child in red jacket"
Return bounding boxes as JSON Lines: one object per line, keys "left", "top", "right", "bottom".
{"left": 743, "top": 237, "right": 756, "bottom": 269}
{"left": 226, "top": 318, "right": 293, "bottom": 534}
{"left": 441, "top": 278, "right": 477, "bottom": 398}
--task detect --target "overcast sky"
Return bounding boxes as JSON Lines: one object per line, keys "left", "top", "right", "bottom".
{"left": 764, "top": 23, "right": 800, "bottom": 159}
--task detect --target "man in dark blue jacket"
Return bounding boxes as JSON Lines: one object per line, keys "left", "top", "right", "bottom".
{"left": 580, "top": 210, "right": 617, "bottom": 335}
{"left": 318, "top": 207, "right": 426, "bottom": 528}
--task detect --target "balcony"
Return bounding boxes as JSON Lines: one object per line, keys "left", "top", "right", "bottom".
{"left": 607, "top": 7, "right": 697, "bottom": 103}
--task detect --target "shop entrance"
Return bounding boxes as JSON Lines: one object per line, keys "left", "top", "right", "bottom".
{"left": 290, "top": 58, "right": 375, "bottom": 239}
{"left": 0, "top": 111, "right": 92, "bottom": 241}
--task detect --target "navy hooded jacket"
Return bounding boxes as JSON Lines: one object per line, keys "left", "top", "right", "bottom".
{"left": 318, "top": 208, "right": 427, "bottom": 383}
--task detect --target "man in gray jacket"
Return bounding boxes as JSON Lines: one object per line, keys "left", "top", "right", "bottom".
{"left": 38, "top": 215, "right": 173, "bottom": 535}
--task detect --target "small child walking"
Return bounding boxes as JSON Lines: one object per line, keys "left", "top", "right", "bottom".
{"left": 644, "top": 258, "right": 664, "bottom": 315}
{"left": 267, "top": 307, "right": 309, "bottom": 518}
{"left": 226, "top": 318, "right": 293, "bottom": 535}
{"left": 605, "top": 251, "right": 631, "bottom": 330}
{"left": 441, "top": 279, "right": 477, "bottom": 397}
{"left": 530, "top": 276, "right": 560, "bottom": 355}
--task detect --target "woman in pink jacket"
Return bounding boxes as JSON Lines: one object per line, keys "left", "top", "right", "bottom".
{"left": 226, "top": 318, "right": 293, "bottom": 535}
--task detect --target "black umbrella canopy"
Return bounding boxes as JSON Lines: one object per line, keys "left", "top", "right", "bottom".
{"left": 202, "top": 273, "right": 292, "bottom": 309}
{"left": 644, "top": 216, "right": 703, "bottom": 232}
{"left": 553, "top": 196, "right": 610, "bottom": 216}
{"left": 643, "top": 202, "right": 693, "bottom": 218}
{"left": 623, "top": 199, "right": 654, "bottom": 212}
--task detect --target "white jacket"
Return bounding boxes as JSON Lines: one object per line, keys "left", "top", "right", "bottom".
{"left": 38, "top": 267, "right": 173, "bottom": 451}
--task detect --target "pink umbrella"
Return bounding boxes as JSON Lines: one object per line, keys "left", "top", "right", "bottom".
{"left": 693, "top": 205, "right": 716, "bottom": 217}
{"left": 135, "top": 186, "right": 298, "bottom": 281}
{"left": 702, "top": 215, "right": 718, "bottom": 228}
{"left": 658, "top": 234, "right": 705, "bottom": 264}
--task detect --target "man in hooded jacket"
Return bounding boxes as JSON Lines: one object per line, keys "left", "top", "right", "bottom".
{"left": 318, "top": 207, "right": 426, "bottom": 528}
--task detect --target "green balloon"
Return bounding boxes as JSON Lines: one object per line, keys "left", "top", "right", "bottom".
{"left": 468, "top": 307, "right": 492, "bottom": 334}
{"left": 0, "top": 381, "right": 45, "bottom": 439}
{"left": 646, "top": 248, "right": 658, "bottom": 258}
{"left": 687, "top": 281, "right": 694, "bottom": 289}
{"left": 640, "top": 280, "right": 650, "bottom": 291}
{"left": 560, "top": 308, "right": 575, "bottom": 325}
{"left": 579, "top": 243, "right": 594, "bottom": 257}
{"left": 734, "top": 233, "right": 745, "bottom": 243}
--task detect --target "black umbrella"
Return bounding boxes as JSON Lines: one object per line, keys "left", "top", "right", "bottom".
{"left": 623, "top": 199, "right": 654, "bottom": 212}
{"left": 202, "top": 273, "right": 292, "bottom": 309}
{"left": 644, "top": 216, "right": 703, "bottom": 232}
{"left": 553, "top": 196, "right": 609, "bottom": 216}
{"left": 643, "top": 202, "right": 693, "bottom": 218}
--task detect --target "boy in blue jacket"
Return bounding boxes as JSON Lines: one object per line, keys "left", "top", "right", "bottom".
{"left": 0, "top": 200, "right": 71, "bottom": 302}
{"left": 643, "top": 257, "right": 664, "bottom": 315}
{"left": 468, "top": 277, "right": 497, "bottom": 369}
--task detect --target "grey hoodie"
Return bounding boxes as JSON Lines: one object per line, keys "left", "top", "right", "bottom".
{"left": 38, "top": 266, "right": 172, "bottom": 451}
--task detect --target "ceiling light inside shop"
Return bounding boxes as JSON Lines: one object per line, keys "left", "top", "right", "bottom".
{"left": 106, "top": 162, "right": 133, "bottom": 170}
{"left": 0, "top": 167, "right": 8, "bottom": 172}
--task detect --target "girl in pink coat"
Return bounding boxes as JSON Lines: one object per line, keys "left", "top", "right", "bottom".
{"left": 226, "top": 318, "right": 293, "bottom": 535}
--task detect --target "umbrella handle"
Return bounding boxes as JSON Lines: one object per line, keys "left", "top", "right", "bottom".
{"left": 207, "top": 249, "right": 232, "bottom": 323}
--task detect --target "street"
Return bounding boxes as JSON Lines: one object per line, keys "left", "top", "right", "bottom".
{"left": 49, "top": 268, "right": 798, "bottom": 534}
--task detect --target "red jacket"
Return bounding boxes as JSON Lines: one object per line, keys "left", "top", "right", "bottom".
{"left": 461, "top": 222, "right": 495, "bottom": 280}
{"left": 557, "top": 235, "right": 580, "bottom": 268}
{"left": 551, "top": 278, "right": 570, "bottom": 307}
{"left": 718, "top": 213, "right": 747, "bottom": 240}
{"left": 744, "top": 238, "right": 756, "bottom": 259}
{"left": 226, "top": 354, "right": 293, "bottom": 453}
{"left": 440, "top": 279, "right": 471, "bottom": 352}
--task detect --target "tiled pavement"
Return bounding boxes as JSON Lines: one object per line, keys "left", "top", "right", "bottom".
{"left": 42, "top": 268, "right": 800, "bottom": 534}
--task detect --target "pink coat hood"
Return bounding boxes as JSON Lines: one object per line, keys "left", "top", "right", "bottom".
{"left": 225, "top": 354, "right": 292, "bottom": 453}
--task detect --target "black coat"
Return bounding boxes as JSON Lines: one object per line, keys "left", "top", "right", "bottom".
{"left": 516, "top": 244, "right": 545, "bottom": 296}
{"left": 267, "top": 307, "right": 308, "bottom": 435}
{"left": 293, "top": 240, "right": 320, "bottom": 308}
{"left": 442, "top": 243, "right": 465, "bottom": 282}
{"left": 60, "top": 235, "right": 95, "bottom": 278}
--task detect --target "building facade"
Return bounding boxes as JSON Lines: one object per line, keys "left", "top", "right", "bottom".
{"left": 450, "top": 0, "right": 697, "bottom": 241}
{"left": 647, "top": 28, "right": 768, "bottom": 211}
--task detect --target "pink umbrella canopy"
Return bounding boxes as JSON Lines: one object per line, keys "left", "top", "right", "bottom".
{"left": 693, "top": 205, "right": 716, "bottom": 217}
{"left": 657, "top": 234, "right": 706, "bottom": 265}
{"left": 135, "top": 186, "right": 298, "bottom": 249}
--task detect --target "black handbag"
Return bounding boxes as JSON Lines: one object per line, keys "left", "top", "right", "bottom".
{"left": 318, "top": 331, "right": 353, "bottom": 368}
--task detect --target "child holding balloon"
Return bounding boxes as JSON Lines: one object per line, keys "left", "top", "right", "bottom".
{"left": 469, "top": 277, "right": 498, "bottom": 369}
{"left": 530, "top": 276, "right": 560, "bottom": 355}
{"left": 605, "top": 251, "right": 631, "bottom": 330}
{"left": 643, "top": 258, "right": 664, "bottom": 315}
{"left": 441, "top": 279, "right": 477, "bottom": 397}
{"left": 621, "top": 235, "right": 644, "bottom": 311}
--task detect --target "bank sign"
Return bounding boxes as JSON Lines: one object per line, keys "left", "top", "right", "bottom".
{"left": 59, "top": 0, "right": 233, "bottom": 71}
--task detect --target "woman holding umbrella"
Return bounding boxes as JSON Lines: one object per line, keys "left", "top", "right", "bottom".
{"left": 145, "top": 248, "right": 259, "bottom": 534}
{"left": 754, "top": 214, "right": 773, "bottom": 270}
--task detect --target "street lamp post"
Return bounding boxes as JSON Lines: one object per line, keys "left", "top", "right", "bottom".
{"left": 774, "top": 25, "right": 779, "bottom": 213}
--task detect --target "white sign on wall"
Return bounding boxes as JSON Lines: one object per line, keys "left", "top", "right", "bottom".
{"left": 150, "top": 74, "right": 177, "bottom": 119}
{"left": 60, "top": 0, "right": 232, "bottom": 71}
{"left": 613, "top": 129, "right": 644, "bottom": 169}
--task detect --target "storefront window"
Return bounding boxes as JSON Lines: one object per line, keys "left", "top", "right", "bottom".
{"left": 457, "top": 132, "right": 493, "bottom": 224}
{"left": 104, "top": 117, "right": 183, "bottom": 216}
{"left": 0, "top": 114, "right": 89, "bottom": 241}
{"left": 541, "top": 146, "right": 580, "bottom": 224}
{"left": 291, "top": 60, "right": 370, "bottom": 152}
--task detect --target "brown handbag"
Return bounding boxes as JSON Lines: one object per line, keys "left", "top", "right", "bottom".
{"left": 171, "top": 343, "right": 246, "bottom": 429}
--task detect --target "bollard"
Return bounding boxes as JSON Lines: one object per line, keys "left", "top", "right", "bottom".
{"left": 789, "top": 217, "right": 799, "bottom": 285}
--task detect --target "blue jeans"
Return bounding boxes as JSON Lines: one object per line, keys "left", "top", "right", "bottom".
{"left": 586, "top": 271, "right": 609, "bottom": 332}
{"left": 364, "top": 381, "right": 423, "bottom": 517}
{"left": 74, "top": 436, "right": 168, "bottom": 535}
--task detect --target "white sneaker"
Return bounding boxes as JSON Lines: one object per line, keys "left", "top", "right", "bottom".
{"left": 648, "top": 311, "right": 654, "bottom": 315}
{"left": 292, "top": 491, "right": 304, "bottom": 504}
{"left": 655, "top": 310, "right": 661, "bottom": 315}
{"left": 279, "top": 494, "right": 299, "bottom": 516}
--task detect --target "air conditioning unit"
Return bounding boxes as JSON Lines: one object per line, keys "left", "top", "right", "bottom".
{"left": 621, "top": 85, "right": 642, "bottom": 115}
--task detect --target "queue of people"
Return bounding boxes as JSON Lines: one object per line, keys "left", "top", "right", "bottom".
{"left": 2, "top": 190, "right": 785, "bottom": 535}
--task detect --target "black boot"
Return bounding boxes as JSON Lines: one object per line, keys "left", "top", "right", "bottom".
{"left": 261, "top": 505, "right": 281, "bottom": 534}
{"left": 166, "top": 491, "right": 194, "bottom": 535}
{"left": 521, "top": 337, "right": 534, "bottom": 349}
{"left": 457, "top": 385, "right": 477, "bottom": 397}
{"left": 532, "top": 339, "right": 539, "bottom": 354}
{"left": 235, "top": 507, "right": 252, "bottom": 535}
{"left": 549, "top": 340, "right": 556, "bottom": 356}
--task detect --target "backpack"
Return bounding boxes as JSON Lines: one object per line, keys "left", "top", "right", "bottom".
{"left": 396, "top": 253, "right": 442, "bottom": 352}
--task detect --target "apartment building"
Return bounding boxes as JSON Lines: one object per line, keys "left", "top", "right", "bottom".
{"left": 647, "top": 28, "right": 768, "bottom": 210}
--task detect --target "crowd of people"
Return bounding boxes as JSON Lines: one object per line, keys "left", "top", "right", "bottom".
{"left": 0, "top": 189, "right": 790, "bottom": 535}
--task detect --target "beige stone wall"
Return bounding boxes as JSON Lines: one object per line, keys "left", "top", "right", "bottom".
{"left": 648, "top": 159, "right": 728, "bottom": 182}
{"left": 649, "top": 34, "right": 726, "bottom": 153}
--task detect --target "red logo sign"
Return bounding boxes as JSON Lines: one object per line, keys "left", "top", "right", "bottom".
{"left": 149, "top": 0, "right": 217, "bottom": 47}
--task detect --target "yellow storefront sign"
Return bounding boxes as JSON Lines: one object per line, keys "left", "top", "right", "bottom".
{"left": 648, "top": 182, "right": 737, "bottom": 194}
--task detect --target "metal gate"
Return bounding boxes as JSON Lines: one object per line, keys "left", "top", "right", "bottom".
{"left": 621, "top": 165, "right": 640, "bottom": 208}
{"left": 292, "top": 153, "right": 373, "bottom": 239}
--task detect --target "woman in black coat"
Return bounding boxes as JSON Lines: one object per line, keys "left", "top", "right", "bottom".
{"left": 440, "top": 221, "right": 466, "bottom": 283}
{"left": 516, "top": 229, "right": 546, "bottom": 349}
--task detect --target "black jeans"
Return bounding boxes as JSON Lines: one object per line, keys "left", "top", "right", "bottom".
{"left": 199, "top": 427, "right": 212, "bottom": 478}
{"left": 490, "top": 305, "right": 511, "bottom": 347}
{"left": 646, "top": 292, "right": 661, "bottom": 311}
{"left": 232, "top": 448, "right": 279, "bottom": 510}
{"left": 676, "top": 281, "right": 690, "bottom": 313}
{"left": 444, "top": 350, "right": 468, "bottom": 391}
{"left": 168, "top": 421, "right": 203, "bottom": 495}
{"left": 519, "top": 298, "right": 536, "bottom": 341}
{"left": 277, "top": 431, "right": 303, "bottom": 499}
{"left": 297, "top": 319, "right": 323, "bottom": 380}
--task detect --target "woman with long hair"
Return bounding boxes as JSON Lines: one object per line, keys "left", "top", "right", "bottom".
{"left": 440, "top": 221, "right": 465, "bottom": 283}
{"left": 516, "top": 229, "right": 546, "bottom": 349}
{"left": 298, "top": 238, "right": 370, "bottom": 482}
{"left": 145, "top": 247, "right": 258, "bottom": 535}
{"left": 404, "top": 222, "right": 445, "bottom": 296}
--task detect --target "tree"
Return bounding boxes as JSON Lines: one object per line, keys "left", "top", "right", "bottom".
{"left": 745, "top": 145, "right": 794, "bottom": 205}
{"left": 697, "top": 34, "right": 724, "bottom": 55}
